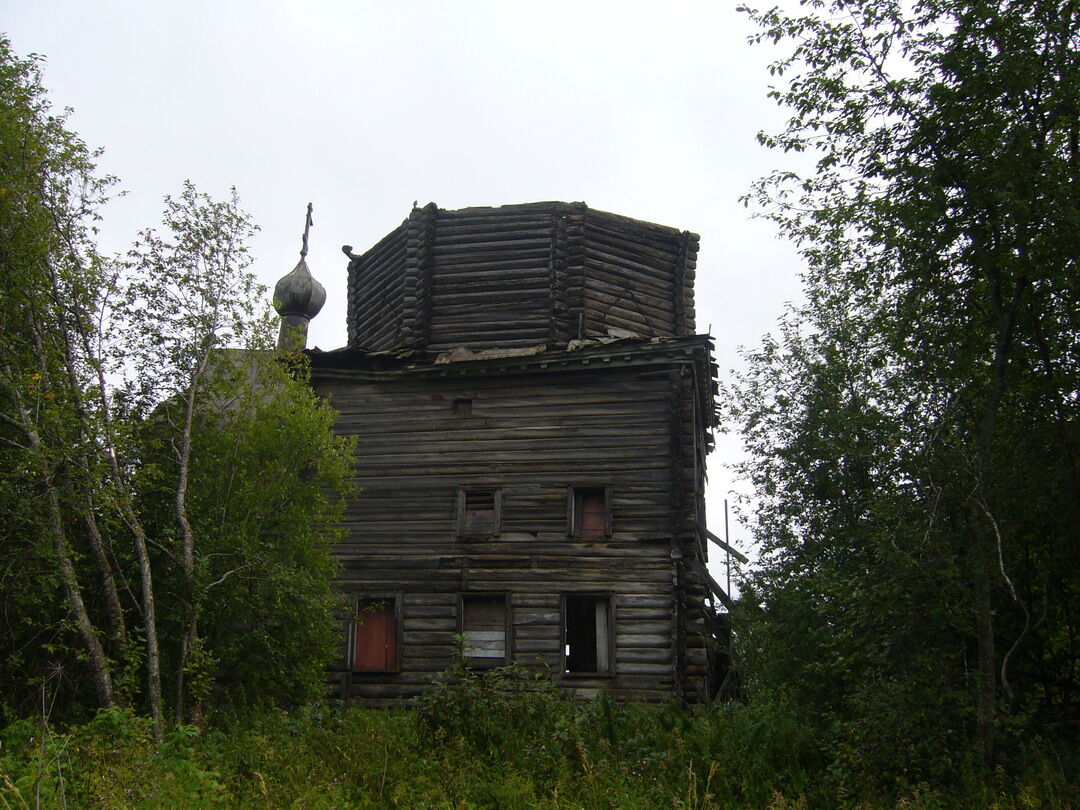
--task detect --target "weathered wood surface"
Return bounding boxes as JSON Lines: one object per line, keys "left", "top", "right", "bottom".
{"left": 327, "top": 202, "right": 715, "bottom": 705}
{"left": 347, "top": 223, "right": 407, "bottom": 350}
{"left": 314, "top": 351, "right": 714, "bottom": 705}
{"left": 345, "top": 202, "right": 699, "bottom": 353}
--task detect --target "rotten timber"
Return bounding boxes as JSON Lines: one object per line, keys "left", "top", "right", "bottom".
{"left": 346, "top": 202, "right": 699, "bottom": 354}
{"left": 320, "top": 202, "right": 719, "bottom": 705}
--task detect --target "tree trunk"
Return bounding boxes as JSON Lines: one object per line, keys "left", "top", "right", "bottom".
{"left": 75, "top": 488, "right": 128, "bottom": 655}
{"left": 48, "top": 486, "right": 116, "bottom": 709}
{"left": 174, "top": 358, "right": 208, "bottom": 724}
{"left": 83, "top": 347, "right": 166, "bottom": 743}
{"left": 130, "top": 520, "right": 165, "bottom": 743}
{"left": 971, "top": 524, "right": 996, "bottom": 765}
{"left": 48, "top": 289, "right": 129, "bottom": 656}
{"left": 2, "top": 364, "right": 116, "bottom": 710}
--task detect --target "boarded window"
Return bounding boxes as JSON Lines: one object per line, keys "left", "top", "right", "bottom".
{"left": 462, "top": 594, "right": 507, "bottom": 665}
{"left": 570, "top": 487, "right": 611, "bottom": 538}
{"left": 457, "top": 488, "right": 501, "bottom": 537}
{"left": 564, "top": 594, "right": 613, "bottom": 674}
{"left": 351, "top": 599, "right": 398, "bottom": 671}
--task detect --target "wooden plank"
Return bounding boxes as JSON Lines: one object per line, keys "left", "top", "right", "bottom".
{"left": 698, "top": 523, "right": 749, "bottom": 564}
{"left": 694, "top": 559, "right": 735, "bottom": 611}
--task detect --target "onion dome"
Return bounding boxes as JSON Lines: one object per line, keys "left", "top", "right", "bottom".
{"left": 273, "top": 256, "right": 326, "bottom": 320}
{"left": 274, "top": 203, "right": 325, "bottom": 351}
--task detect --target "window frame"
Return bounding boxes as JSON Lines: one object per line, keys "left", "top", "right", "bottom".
{"left": 567, "top": 486, "right": 612, "bottom": 539}
{"left": 560, "top": 592, "right": 616, "bottom": 677}
{"left": 456, "top": 487, "right": 503, "bottom": 538}
{"left": 458, "top": 592, "right": 512, "bottom": 668}
{"left": 348, "top": 594, "right": 402, "bottom": 674}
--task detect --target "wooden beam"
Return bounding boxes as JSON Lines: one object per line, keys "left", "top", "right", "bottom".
{"left": 693, "top": 559, "right": 735, "bottom": 612}
{"left": 697, "top": 522, "right": 749, "bottom": 565}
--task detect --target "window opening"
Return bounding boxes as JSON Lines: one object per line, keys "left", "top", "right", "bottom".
{"left": 564, "top": 594, "right": 612, "bottom": 674}
{"left": 458, "top": 488, "right": 501, "bottom": 537}
{"left": 351, "top": 598, "right": 397, "bottom": 671}
{"left": 452, "top": 398, "right": 473, "bottom": 416}
{"left": 571, "top": 487, "right": 610, "bottom": 538}
{"left": 462, "top": 594, "right": 507, "bottom": 665}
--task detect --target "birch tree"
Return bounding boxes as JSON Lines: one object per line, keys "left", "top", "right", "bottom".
{"left": 120, "top": 183, "right": 266, "bottom": 721}
{"left": 1, "top": 39, "right": 352, "bottom": 729}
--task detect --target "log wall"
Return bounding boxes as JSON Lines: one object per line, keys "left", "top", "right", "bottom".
{"left": 345, "top": 203, "right": 699, "bottom": 353}
{"left": 313, "top": 348, "right": 713, "bottom": 704}
{"left": 347, "top": 223, "right": 407, "bottom": 350}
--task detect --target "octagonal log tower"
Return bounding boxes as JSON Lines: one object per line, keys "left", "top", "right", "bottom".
{"left": 316, "top": 202, "right": 721, "bottom": 706}
{"left": 345, "top": 202, "right": 698, "bottom": 353}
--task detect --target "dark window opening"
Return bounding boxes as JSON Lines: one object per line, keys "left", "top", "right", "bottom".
{"left": 458, "top": 488, "right": 501, "bottom": 537}
{"left": 452, "top": 398, "right": 473, "bottom": 416}
{"left": 564, "top": 594, "right": 612, "bottom": 674}
{"left": 462, "top": 594, "right": 507, "bottom": 666}
{"left": 351, "top": 598, "right": 398, "bottom": 671}
{"left": 570, "top": 487, "right": 611, "bottom": 538}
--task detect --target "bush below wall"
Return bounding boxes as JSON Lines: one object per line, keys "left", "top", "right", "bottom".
{"left": 1, "top": 669, "right": 1075, "bottom": 810}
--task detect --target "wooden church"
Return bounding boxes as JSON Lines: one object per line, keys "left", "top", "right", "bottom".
{"left": 273, "top": 201, "right": 732, "bottom": 705}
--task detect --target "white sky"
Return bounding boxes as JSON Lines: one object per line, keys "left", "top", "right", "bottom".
{"left": 6, "top": 0, "right": 808, "bottom": 583}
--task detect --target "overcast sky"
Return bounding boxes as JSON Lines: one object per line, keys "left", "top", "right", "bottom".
{"left": 6, "top": 0, "right": 808, "bottom": 577}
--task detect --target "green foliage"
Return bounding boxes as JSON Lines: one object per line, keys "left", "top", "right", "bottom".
{"left": 119, "top": 181, "right": 267, "bottom": 415}
{"left": 0, "top": 34, "right": 120, "bottom": 718}
{"left": 415, "top": 648, "right": 570, "bottom": 756}
{"left": 0, "top": 36, "right": 354, "bottom": 725}
{"left": 733, "top": 0, "right": 1080, "bottom": 795}
{"left": 1, "top": 697, "right": 1074, "bottom": 809}
{"left": 181, "top": 353, "right": 355, "bottom": 712}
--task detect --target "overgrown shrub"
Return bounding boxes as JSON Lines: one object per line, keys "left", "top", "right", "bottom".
{"left": 0, "top": 696, "right": 1076, "bottom": 809}
{"left": 414, "top": 652, "right": 570, "bottom": 753}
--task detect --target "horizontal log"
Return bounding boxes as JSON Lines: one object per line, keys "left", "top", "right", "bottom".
{"left": 584, "top": 258, "right": 676, "bottom": 301}
{"left": 433, "top": 219, "right": 555, "bottom": 237}
{"left": 512, "top": 594, "right": 560, "bottom": 608}
{"left": 431, "top": 256, "right": 551, "bottom": 276}
{"left": 402, "top": 604, "right": 457, "bottom": 618}
{"left": 614, "top": 633, "right": 673, "bottom": 648}
{"left": 355, "top": 244, "right": 407, "bottom": 280}
{"left": 437, "top": 210, "right": 558, "bottom": 228}
{"left": 403, "top": 618, "right": 457, "bottom": 631}
{"left": 617, "top": 648, "right": 674, "bottom": 664}
{"left": 584, "top": 280, "right": 677, "bottom": 320}
{"left": 609, "top": 662, "right": 672, "bottom": 676}
{"left": 333, "top": 387, "right": 673, "bottom": 410}
{"left": 331, "top": 471, "right": 672, "bottom": 490}
{"left": 401, "top": 593, "right": 458, "bottom": 606}
{"left": 348, "top": 413, "right": 671, "bottom": 437}
{"left": 431, "top": 243, "right": 551, "bottom": 261}
{"left": 354, "top": 433, "right": 672, "bottom": 456}
{"left": 585, "top": 210, "right": 687, "bottom": 244}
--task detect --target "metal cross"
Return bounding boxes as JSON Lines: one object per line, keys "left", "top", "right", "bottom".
{"left": 300, "top": 202, "right": 314, "bottom": 258}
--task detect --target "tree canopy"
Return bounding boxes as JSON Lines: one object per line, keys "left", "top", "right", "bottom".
{"left": 733, "top": 0, "right": 1079, "bottom": 791}
{"left": 0, "top": 37, "right": 354, "bottom": 727}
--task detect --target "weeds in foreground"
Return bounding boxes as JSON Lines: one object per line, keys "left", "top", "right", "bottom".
{"left": 0, "top": 668, "right": 1075, "bottom": 809}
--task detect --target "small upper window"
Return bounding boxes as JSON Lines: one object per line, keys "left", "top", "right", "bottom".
{"left": 457, "top": 488, "right": 502, "bottom": 538}
{"left": 569, "top": 487, "right": 611, "bottom": 538}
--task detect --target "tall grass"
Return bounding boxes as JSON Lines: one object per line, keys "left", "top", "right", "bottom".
{"left": 1, "top": 666, "right": 1075, "bottom": 808}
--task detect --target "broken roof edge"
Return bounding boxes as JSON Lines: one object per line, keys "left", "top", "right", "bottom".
{"left": 307, "top": 333, "right": 719, "bottom": 439}
{"left": 343, "top": 201, "right": 699, "bottom": 267}
{"left": 307, "top": 334, "right": 715, "bottom": 393}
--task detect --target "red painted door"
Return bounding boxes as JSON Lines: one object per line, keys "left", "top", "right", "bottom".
{"left": 353, "top": 603, "right": 396, "bottom": 670}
